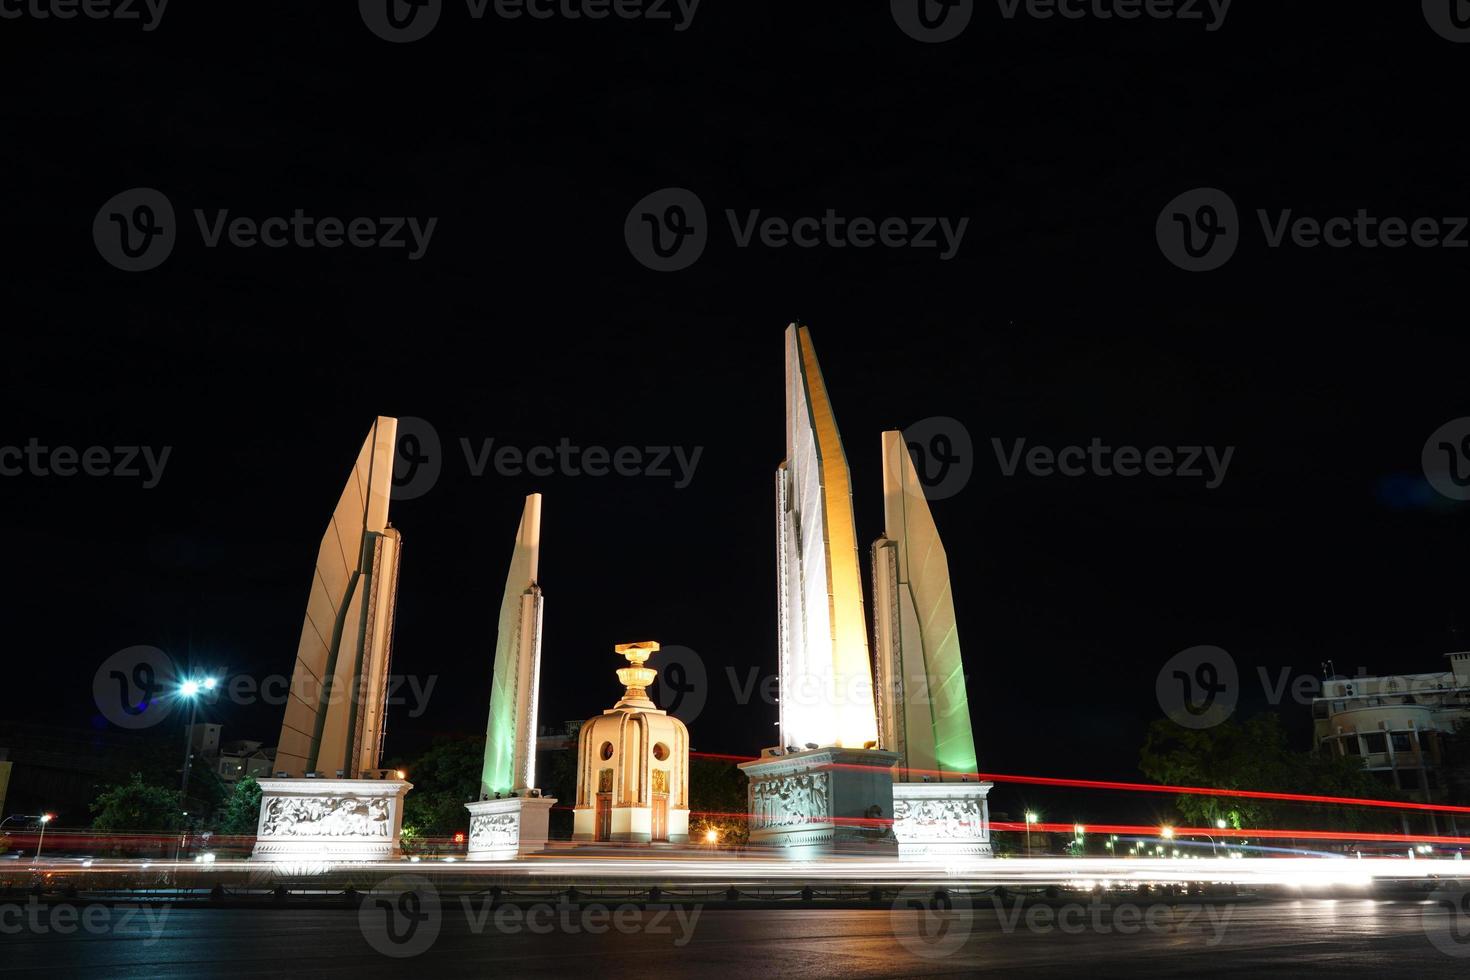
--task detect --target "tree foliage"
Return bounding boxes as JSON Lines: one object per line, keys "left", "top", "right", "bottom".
{"left": 395, "top": 736, "right": 485, "bottom": 839}
{"left": 688, "top": 755, "right": 749, "bottom": 847}
{"left": 213, "top": 775, "right": 263, "bottom": 836}
{"left": 1139, "top": 715, "right": 1399, "bottom": 831}
{"left": 89, "top": 773, "right": 184, "bottom": 834}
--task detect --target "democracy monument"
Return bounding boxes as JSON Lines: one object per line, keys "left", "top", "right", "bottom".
{"left": 251, "top": 324, "right": 989, "bottom": 862}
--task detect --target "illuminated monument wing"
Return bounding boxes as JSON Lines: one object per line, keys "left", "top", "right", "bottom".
{"left": 741, "top": 325, "right": 898, "bottom": 858}
{"left": 466, "top": 494, "right": 556, "bottom": 861}
{"left": 775, "top": 324, "right": 880, "bottom": 750}
{"left": 873, "top": 430, "right": 992, "bottom": 858}
{"left": 275, "top": 416, "right": 403, "bottom": 779}
{"left": 255, "top": 417, "right": 411, "bottom": 862}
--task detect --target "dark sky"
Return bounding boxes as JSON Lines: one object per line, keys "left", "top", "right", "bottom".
{"left": 5, "top": 4, "right": 1470, "bottom": 825}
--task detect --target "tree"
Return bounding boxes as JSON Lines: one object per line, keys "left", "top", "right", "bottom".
{"left": 213, "top": 776, "right": 263, "bottom": 837}
{"left": 1139, "top": 715, "right": 1399, "bottom": 832}
{"left": 394, "top": 736, "right": 485, "bottom": 840}
{"left": 688, "top": 756, "right": 749, "bottom": 847}
{"left": 90, "top": 773, "right": 184, "bottom": 834}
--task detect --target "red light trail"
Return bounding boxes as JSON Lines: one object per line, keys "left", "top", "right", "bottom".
{"left": 689, "top": 752, "right": 1470, "bottom": 815}
{"left": 997, "top": 821, "right": 1470, "bottom": 847}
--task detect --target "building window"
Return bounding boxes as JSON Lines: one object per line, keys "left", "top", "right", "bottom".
{"left": 1343, "top": 736, "right": 1362, "bottom": 755}
{"left": 599, "top": 741, "right": 614, "bottom": 761}
{"left": 1363, "top": 733, "right": 1387, "bottom": 754}
{"left": 1391, "top": 733, "right": 1412, "bottom": 753}
{"left": 652, "top": 742, "right": 670, "bottom": 761}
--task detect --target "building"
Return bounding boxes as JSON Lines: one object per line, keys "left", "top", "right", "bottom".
{"left": 1312, "top": 652, "right": 1470, "bottom": 829}
{"left": 216, "top": 739, "right": 276, "bottom": 784}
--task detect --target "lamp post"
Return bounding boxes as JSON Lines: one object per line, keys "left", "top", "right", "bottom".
{"left": 1025, "top": 811, "right": 1039, "bottom": 856}
{"left": 34, "top": 814, "right": 53, "bottom": 861}
{"left": 178, "top": 677, "right": 218, "bottom": 802}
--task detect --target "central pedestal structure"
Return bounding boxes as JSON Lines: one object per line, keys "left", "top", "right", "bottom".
{"left": 740, "top": 746, "right": 899, "bottom": 859}
{"left": 251, "top": 777, "right": 412, "bottom": 862}
{"left": 465, "top": 795, "right": 558, "bottom": 861}
{"left": 572, "top": 642, "right": 690, "bottom": 845}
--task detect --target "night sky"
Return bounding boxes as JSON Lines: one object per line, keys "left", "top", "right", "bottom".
{"left": 5, "top": 4, "right": 1470, "bottom": 825}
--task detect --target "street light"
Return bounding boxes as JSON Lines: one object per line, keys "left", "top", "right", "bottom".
{"left": 1025, "top": 811, "right": 1039, "bottom": 856}
{"left": 178, "top": 676, "right": 219, "bottom": 802}
{"left": 34, "top": 814, "right": 53, "bottom": 861}
{"left": 1215, "top": 818, "right": 1227, "bottom": 830}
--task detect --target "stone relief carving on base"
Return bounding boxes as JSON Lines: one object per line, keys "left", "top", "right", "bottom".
{"left": 469, "top": 812, "right": 519, "bottom": 850}
{"left": 892, "top": 797, "right": 982, "bottom": 840}
{"left": 751, "top": 772, "right": 831, "bottom": 830}
{"left": 260, "top": 795, "right": 392, "bottom": 838}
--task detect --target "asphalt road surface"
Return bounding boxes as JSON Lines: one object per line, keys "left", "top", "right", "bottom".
{"left": 3, "top": 897, "right": 1470, "bottom": 977}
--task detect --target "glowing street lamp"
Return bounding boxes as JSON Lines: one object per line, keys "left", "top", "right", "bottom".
{"left": 1025, "top": 811, "right": 1039, "bottom": 856}
{"left": 1160, "top": 825, "right": 1175, "bottom": 840}
{"left": 178, "top": 676, "right": 220, "bottom": 806}
{"left": 1215, "top": 818, "right": 1227, "bottom": 830}
{"left": 34, "top": 813, "right": 53, "bottom": 861}
{"left": 705, "top": 828, "right": 720, "bottom": 846}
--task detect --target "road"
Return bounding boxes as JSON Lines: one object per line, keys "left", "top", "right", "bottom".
{"left": 2, "top": 896, "right": 1470, "bottom": 977}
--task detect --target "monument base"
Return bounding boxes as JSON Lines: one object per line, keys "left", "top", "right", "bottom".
{"left": 892, "top": 780, "right": 993, "bottom": 860}
{"left": 465, "top": 795, "right": 558, "bottom": 861}
{"left": 571, "top": 803, "right": 689, "bottom": 845}
{"left": 739, "top": 746, "right": 899, "bottom": 859}
{"left": 251, "top": 777, "right": 412, "bottom": 862}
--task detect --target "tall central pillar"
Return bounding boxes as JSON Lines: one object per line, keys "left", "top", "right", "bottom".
{"left": 741, "top": 325, "right": 896, "bottom": 857}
